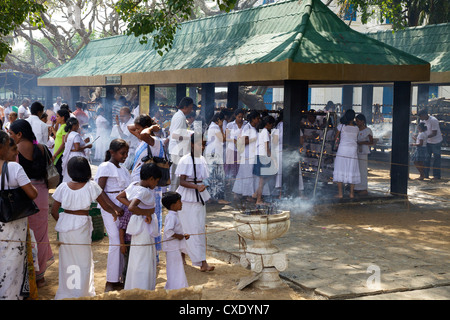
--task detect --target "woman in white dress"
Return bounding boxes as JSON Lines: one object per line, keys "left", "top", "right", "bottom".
{"left": 355, "top": 114, "right": 374, "bottom": 195}
{"left": 0, "top": 131, "right": 38, "bottom": 300}
{"left": 225, "top": 109, "right": 247, "bottom": 201}
{"left": 61, "top": 117, "right": 92, "bottom": 183}
{"left": 94, "top": 107, "right": 110, "bottom": 161}
{"left": 204, "top": 112, "right": 229, "bottom": 204}
{"left": 333, "top": 109, "right": 360, "bottom": 199}
{"left": 232, "top": 111, "right": 261, "bottom": 201}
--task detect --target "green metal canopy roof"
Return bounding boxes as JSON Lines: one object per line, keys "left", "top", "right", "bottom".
{"left": 38, "top": 0, "right": 430, "bottom": 87}
{"left": 367, "top": 23, "right": 450, "bottom": 84}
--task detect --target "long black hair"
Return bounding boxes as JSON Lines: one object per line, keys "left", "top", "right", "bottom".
{"left": 10, "top": 119, "right": 37, "bottom": 143}
{"left": 57, "top": 109, "right": 70, "bottom": 122}
{"left": 65, "top": 117, "right": 79, "bottom": 133}
{"left": 257, "top": 115, "right": 275, "bottom": 131}
{"left": 134, "top": 114, "right": 153, "bottom": 128}
{"left": 105, "top": 138, "right": 129, "bottom": 162}
{"left": 340, "top": 109, "right": 356, "bottom": 125}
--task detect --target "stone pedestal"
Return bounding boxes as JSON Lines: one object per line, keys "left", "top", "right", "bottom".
{"left": 233, "top": 211, "right": 290, "bottom": 289}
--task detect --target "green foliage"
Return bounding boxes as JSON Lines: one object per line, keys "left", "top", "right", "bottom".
{"left": 0, "top": 0, "right": 46, "bottom": 63}
{"left": 115, "top": 0, "right": 237, "bottom": 56}
{"left": 337, "top": 0, "right": 450, "bottom": 29}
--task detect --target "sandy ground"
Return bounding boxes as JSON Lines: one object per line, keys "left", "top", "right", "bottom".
{"left": 35, "top": 161, "right": 449, "bottom": 300}
{"left": 37, "top": 208, "right": 306, "bottom": 300}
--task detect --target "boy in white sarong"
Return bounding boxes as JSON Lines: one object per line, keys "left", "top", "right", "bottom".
{"left": 162, "top": 191, "right": 190, "bottom": 290}
{"left": 116, "top": 163, "right": 162, "bottom": 291}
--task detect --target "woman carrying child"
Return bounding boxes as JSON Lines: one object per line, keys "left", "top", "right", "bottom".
{"left": 51, "top": 156, "right": 119, "bottom": 299}
{"left": 176, "top": 133, "right": 214, "bottom": 272}
{"left": 116, "top": 163, "right": 162, "bottom": 290}
{"left": 94, "top": 139, "right": 130, "bottom": 292}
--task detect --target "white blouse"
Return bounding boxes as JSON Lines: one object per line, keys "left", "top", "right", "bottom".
{"left": 175, "top": 153, "right": 211, "bottom": 203}
{"left": 125, "top": 181, "right": 155, "bottom": 209}
{"left": 357, "top": 127, "right": 374, "bottom": 155}
{"left": 162, "top": 210, "right": 187, "bottom": 252}
{"left": 52, "top": 180, "right": 103, "bottom": 234}
{"left": 94, "top": 161, "right": 131, "bottom": 192}
{"left": 124, "top": 181, "right": 159, "bottom": 238}
{"left": 52, "top": 180, "right": 102, "bottom": 211}
{"left": 1, "top": 162, "right": 30, "bottom": 189}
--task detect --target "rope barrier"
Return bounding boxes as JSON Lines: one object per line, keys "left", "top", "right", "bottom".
{"left": 1, "top": 180, "right": 447, "bottom": 250}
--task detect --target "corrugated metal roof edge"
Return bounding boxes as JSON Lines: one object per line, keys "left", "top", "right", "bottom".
{"left": 358, "top": 31, "right": 430, "bottom": 66}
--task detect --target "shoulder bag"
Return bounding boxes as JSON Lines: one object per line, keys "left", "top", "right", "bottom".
{"left": 142, "top": 141, "right": 172, "bottom": 187}
{"left": 43, "top": 144, "right": 60, "bottom": 189}
{"left": 0, "top": 161, "right": 39, "bottom": 223}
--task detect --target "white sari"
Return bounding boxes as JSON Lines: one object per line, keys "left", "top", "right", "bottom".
{"left": 61, "top": 131, "right": 87, "bottom": 183}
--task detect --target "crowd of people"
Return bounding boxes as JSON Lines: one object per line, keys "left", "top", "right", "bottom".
{"left": 0, "top": 94, "right": 443, "bottom": 300}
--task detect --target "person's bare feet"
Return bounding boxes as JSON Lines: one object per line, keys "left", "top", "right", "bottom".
{"left": 36, "top": 278, "right": 46, "bottom": 288}
{"left": 200, "top": 262, "right": 215, "bottom": 272}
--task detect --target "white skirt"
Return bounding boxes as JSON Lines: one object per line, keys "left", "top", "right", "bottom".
{"left": 232, "top": 163, "right": 255, "bottom": 196}
{"left": 0, "top": 218, "right": 28, "bottom": 300}
{"left": 355, "top": 153, "right": 368, "bottom": 191}
{"left": 55, "top": 214, "right": 95, "bottom": 300}
{"left": 177, "top": 202, "right": 206, "bottom": 266}
{"left": 124, "top": 216, "right": 157, "bottom": 290}
{"left": 333, "top": 146, "right": 361, "bottom": 184}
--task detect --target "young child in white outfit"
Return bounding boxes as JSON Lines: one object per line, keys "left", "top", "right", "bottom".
{"left": 116, "top": 163, "right": 162, "bottom": 291}
{"left": 162, "top": 191, "right": 190, "bottom": 290}
{"left": 51, "top": 156, "right": 119, "bottom": 300}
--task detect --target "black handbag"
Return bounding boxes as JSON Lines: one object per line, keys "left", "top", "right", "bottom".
{"left": 0, "top": 161, "right": 39, "bottom": 223}
{"left": 142, "top": 142, "right": 172, "bottom": 187}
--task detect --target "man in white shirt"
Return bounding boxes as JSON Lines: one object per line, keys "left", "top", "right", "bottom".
{"left": 53, "top": 97, "right": 62, "bottom": 113}
{"left": 168, "top": 97, "right": 194, "bottom": 191}
{"left": 18, "top": 98, "right": 31, "bottom": 119}
{"left": 27, "top": 101, "right": 49, "bottom": 144}
{"left": 418, "top": 109, "right": 443, "bottom": 180}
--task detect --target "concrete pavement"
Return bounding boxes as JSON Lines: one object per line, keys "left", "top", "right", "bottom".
{"left": 204, "top": 193, "right": 450, "bottom": 300}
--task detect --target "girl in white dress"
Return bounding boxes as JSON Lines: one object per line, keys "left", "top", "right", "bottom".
{"left": 232, "top": 111, "right": 261, "bottom": 201}
{"left": 333, "top": 109, "right": 360, "bottom": 199}
{"left": 51, "top": 156, "right": 119, "bottom": 300}
{"left": 355, "top": 114, "right": 374, "bottom": 194}
{"left": 225, "top": 108, "right": 247, "bottom": 178}
{"left": 0, "top": 131, "right": 38, "bottom": 300}
{"left": 162, "top": 191, "right": 190, "bottom": 290}
{"left": 116, "top": 163, "right": 162, "bottom": 290}
{"left": 253, "top": 116, "right": 276, "bottom": 205}
{"left": 176, "top": 133, "right": 214, "bottom": 272}
{"left": 61, "top": 117, "right": 92, "bottom": 183}
{"left": 94, "top": 139, "right": 130, "bottom": 292}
